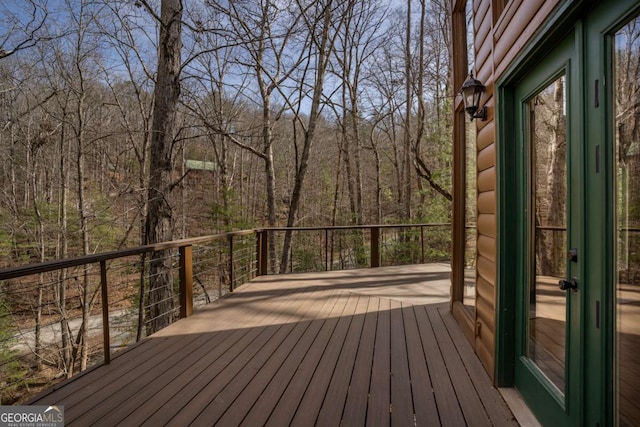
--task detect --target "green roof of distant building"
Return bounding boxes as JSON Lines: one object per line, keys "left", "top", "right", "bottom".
{"left": 185, "top": 160, "right": 216, "bottom": 171}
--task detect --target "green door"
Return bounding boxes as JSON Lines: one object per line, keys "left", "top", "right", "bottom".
{"left": 512, "top": 32, "right": 582, "bottom": 427}
{"left": 506, "top": 3, "right": 640, "bottom": 426}
{"left": 611, "top": 13, "right": 640, "bottom": 426}
{"left": 583, "top": 4, "right": 640, "bottom": 426}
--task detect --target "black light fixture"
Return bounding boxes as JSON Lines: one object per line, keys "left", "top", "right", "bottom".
{"left": 459, "top": 72, "right": 487, "bottom": 121}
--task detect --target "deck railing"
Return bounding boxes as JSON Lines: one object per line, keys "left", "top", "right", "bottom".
{"left": 0, "top": 223, "right": 449, "bottom": 404}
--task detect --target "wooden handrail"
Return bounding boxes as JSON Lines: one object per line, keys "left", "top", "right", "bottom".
{"left": 0, "top": 229, "right": 260, "bottom": 281}
{"left": 264, "top": 224, "right": 449, "bottom": 232}
{"left": 0, "top": 224, "right": 449, "bottom": 280}
{"left": 1, "top": 224, "right": 449, "bottom": 281}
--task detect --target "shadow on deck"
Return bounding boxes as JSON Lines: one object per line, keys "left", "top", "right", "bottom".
{"left": 30, "top": 264, "right": 517, "bottom": 426}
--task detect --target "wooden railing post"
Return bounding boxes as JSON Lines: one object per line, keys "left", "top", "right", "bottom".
{"left": 370, "top": 226, "right": 380, "bottom": 268}
{"left": 420, "top": 225, "right": 425, "bottom": 264}
{"left": 229, "top": 235, "right": 235, "bottom": 292}
{"left": 257, "top": 230, "right": 268, "bottom": 276}
{"left": 100, "top": 260, "right": 111, "bottom": 364}
{"left": 325, "top": 228, "right": 329, "bottom": 271}
{"left": 262, "top": 230, "right": 268, "bottom": 275}
{"left": 179, "top": 245, "right": 193, "bottom": 318}
{"left": 256, "top": 231, "right": 260, "bottom": 276}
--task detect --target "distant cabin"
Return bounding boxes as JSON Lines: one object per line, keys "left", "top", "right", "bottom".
{"left": 185, "top": 159, "right": 216, "bottom": 172}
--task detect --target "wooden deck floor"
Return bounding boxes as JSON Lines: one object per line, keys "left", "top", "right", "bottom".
{"left": 30, "top": 264, "right": 518, "bottom": 426}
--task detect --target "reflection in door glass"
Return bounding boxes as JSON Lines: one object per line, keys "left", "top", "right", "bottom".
{"left": 615, "top": 16, "right": 640, "bottom": 427}
{"left": 527, "top": 75, "right": 567, "bottom": 393}
{"left": 463, "top": 0, "right": 477, "bottom": 314}
{"left": 464, "top": 118, "right": 477, "bottom": 312}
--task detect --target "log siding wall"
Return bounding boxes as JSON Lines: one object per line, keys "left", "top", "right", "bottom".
{"left": 451, "top": 0, "right": 561, "bottom": 380}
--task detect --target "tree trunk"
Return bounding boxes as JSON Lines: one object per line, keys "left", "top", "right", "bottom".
{"left": 263, "top": 109, "right": 278, "bottom": 273}
{"left": 75, "top": 91, "right": 90, "bottom": 372}
{"left": 340, "top": 45, "right": 359, "bottom": 225}
{"left": 31, "top": 144, "right": 44, "bottom": 371}
{"left": 546, "top": 78, "right": 566, "bottom": 275}
{"left": 341, "top": 114, "right": 358, "bottom": 223}
{"left": 56, "top": 121, "right": 71, "bottom": 376}
{"left": 145, "top": 0, "right": 182, "bottom": 333}
{"left": 402, "top": 0, "right": 413, "bottom": 220}
{"left": 370, "top": 136, "right": 382, "bottom": 224}
{"left": 279, "top": 0, "right": 335, "bottom": 273}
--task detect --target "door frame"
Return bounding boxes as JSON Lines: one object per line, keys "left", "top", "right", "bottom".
{"left": 496, "top": 1, "right": 640, "bottom": 426}
{"left": 582, "top": 3, "right": 640, "bottom": 424}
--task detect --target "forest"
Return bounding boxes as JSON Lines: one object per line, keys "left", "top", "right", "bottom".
{"left": 0, "top": 0, "right": 454, "bottom": 273}
{"left": 0, "top": 0, "right": 456, "bottom": 401}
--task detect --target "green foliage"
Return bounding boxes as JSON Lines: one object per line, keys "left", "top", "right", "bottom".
{"left": 0, "top": 297, "right": 26, "bottom": 404}
{"left": 325, "top": 230, "right": 369, "bottom": 270}
{"left": 76, "top": 184, "right": 122, "bottom": 250}
{"left": 0, "top": 213, "right": 14, "bottom": 255}
{"left": 1, "top": 201, "right": 60, "bottom": 263}
{"left": 291, "top": 248, "right": 324, "bottom": 272}
{"left": 381, "top": 227, "right": 450, "bottom": 266}
{"left": 208, "top": 188, "right": 257, "bottom": 232}
{"left": 423, "top": 228, "right": 451, "bottom": 261}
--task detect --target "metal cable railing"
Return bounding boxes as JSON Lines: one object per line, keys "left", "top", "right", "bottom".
{"left": 0, "top": 224, "right": 449, "bottom": 404}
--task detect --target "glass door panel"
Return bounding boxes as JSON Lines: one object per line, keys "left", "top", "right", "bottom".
{"left": 528, "top": 75, "right": 568, "bottom": 393}
{"left": 463, "top": 0, "right": 477, "bottom": 313}
{"left": 464, "top": 122, "right": 477, "bottom": 312}
{"left": 614, "top": 15, "right": 640, "bottom": 427}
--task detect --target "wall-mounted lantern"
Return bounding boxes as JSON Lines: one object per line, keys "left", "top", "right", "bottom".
{"left": 459, "top": 72, "right": 487, "bottom": 121}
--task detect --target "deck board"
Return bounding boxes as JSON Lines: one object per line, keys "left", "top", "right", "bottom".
{"left": 153, "top": 290, "right": 339, "bottom": 426}
{"left": 426, "top": 304, "right": 492, "bottom": 427}
{"left": 168, "top": 288, "right": 327, "bottom": 425}
{"left": 414, "top": 304, "right": 468, "bottom": 426}
{"left": 212, "top": 290, "right": 333, "bottom": 425}
{"left": 403, "top": 304, "right": 440, "bottom": 426}
{"left": 441, "top": 307, "right": 518, "bottom": 426}
{"left": 74, "top": 332, "right": 230, "bottom": 424}
{"left": 238, "top": 292, "right": 343, "bottom": 426}
{"left": 32, "top": 335, "right": 172, "bottom": 404}
{"left": 290, "top": 293, "right": 360, "bottom": 426}
{"left": 315, "top": 295, "right": 370, "bottom": 426}
{"left": 367, "top": 297, "right": 391, "bottom": 427}
{"left": 264, "top": 292, "right": 347, "bottom": 426}
{"left": 341, "top": 297, "right": 379, "bottom": 425}
{"left": 28, "top": 264, "right": 518, "bottom": 426}
{"left": 390, "top": 299, "right": 414, "bottom": 427}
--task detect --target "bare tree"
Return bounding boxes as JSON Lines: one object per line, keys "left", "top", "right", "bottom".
{"left": 99, "top": 2, "right": 156, "bottom": 248}
{"left": 533, "top": 78, "right": 566, "bottom": 277}
{"left": 402, "top": 0, "right": 413, "bottom": 219}
{"left": 279, "top": 0, "right": 344, "bottom": 273}
{"left": 0, "top": 0, "right": 463, "bottom": 341}
{"left": 364, "top": 11, "right": 406, "bottom": 219}
{"left": 50, "top": 0, "right": 109, "bottom": 372}
{"left": 330, "top": 0, "right": 388, "bottom": 225}
{"left": 0, "top": 0, "right": 49, "bottom": 59}
{"left": 179, "top": 7, "right": 254, "bottom": 231}
{"left": 203, "top": 0, "right": 312, "bottom": 272}
{"left": 137, "top": 0, "right": 183, "bottom": 332}
{"left": 412, "top": 0, "right": 452, "bottom": 202}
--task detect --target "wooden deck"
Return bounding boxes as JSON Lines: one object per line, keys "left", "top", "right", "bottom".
{"left": 30, "top": 264, "right": 518, "bottom": 426}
